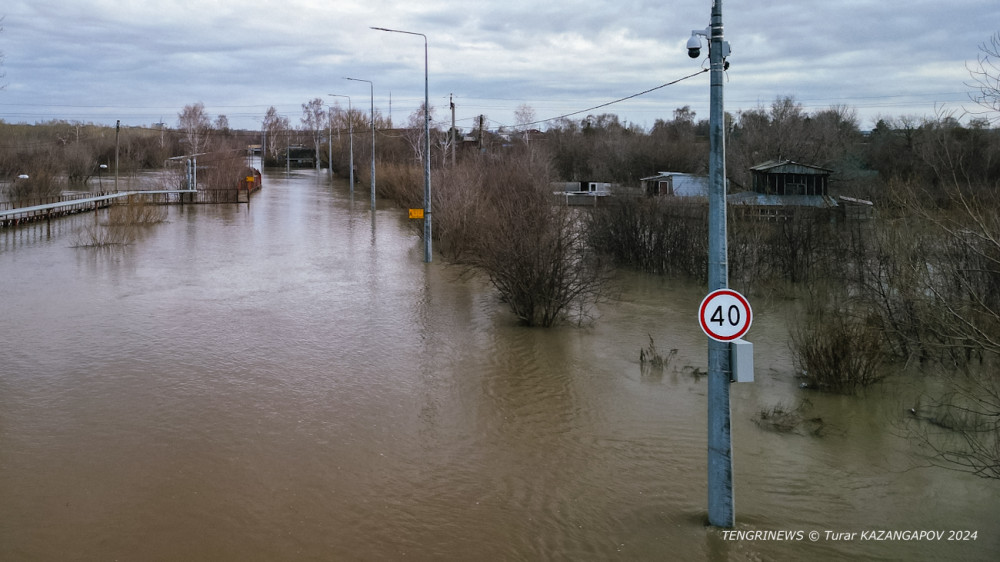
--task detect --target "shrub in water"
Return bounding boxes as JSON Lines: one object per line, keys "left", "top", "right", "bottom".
{"left": 792, "top": 305, "right": 886, "bottom": 393}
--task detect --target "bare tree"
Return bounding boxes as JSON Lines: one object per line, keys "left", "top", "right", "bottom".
{"left": 214, "top": 114, "right": 231, "bottom": 136}
{"left": 263, "top": 106, "right": 290, "bottom": 164}
{"left": 455, "top": 149, "right": 611, "bottom": 326}
{"left": 727, "top": 96, "right": 863, "bottom": 189}
{"left": 673, "top": 105, "right": 696, "bottom": 125}
{"left": 877, "top": 130, "right": 1000, "bottom": 478}
{"left": 178, "top": 102, "right": 211, "bottom": 154}
{"left": 403, "top": 103, "right": 436, "bottom": 164}
{"left": 909, "top": 372, "right": 1000, "bottom": 479}
{"left": 301, "top": 98, "right": 327, "bottom": 170}
{"left": 966, "top": 32, "right": 1000, "bottom": 123}
{"left": 514, "top": 103, "right": 536, "bottom": 145}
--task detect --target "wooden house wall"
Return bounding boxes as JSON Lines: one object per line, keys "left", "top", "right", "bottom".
{"left": 752, "top": 171, "right": 828, "bottom": 196}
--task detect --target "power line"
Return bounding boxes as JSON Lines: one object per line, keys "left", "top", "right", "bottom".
{"left": 515, "top": 68, "right": 709, "bottom": 128}
{"left": 3, "top": 71, "right": 710, "bottom": 131}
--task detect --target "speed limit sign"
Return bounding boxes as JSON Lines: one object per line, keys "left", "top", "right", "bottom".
{"left": 699, "top": 289, "right": 752, "bottom": 342}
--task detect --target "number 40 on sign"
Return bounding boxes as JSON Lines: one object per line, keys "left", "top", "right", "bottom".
{"left": 699, "top": 288, "right": 752, "bottom": 342}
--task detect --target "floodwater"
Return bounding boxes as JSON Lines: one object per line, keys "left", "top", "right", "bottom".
{"left": 1, "top": 169, "right": 996, "bottom": 561}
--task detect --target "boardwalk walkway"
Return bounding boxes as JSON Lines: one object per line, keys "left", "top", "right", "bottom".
{"left": 2, "top": 190, "right": 198, "bottom": 227}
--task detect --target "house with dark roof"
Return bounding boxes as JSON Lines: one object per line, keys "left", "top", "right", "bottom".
{"left": 727, "top": 160, "right": 875, "bottom": 220}
{"left": 727, "top": 160, "right": 838, "bottom": 208}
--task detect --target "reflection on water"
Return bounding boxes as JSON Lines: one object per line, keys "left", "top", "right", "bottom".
{"left": 1, "top": 170, "right": 997, "bottom": 561}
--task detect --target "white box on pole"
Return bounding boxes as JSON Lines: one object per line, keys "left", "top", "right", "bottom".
{"left": 731, "top": 339, "right": 754, "bottom": 383}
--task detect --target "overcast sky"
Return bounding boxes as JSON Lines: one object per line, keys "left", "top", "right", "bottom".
{"left": 1, "top": 1, "right": 998, "bottom": 132}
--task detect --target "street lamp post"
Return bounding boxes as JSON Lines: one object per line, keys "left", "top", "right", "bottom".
{"left": 328, "top": 94, "right": 354, "bottom": 195}
{"left": 372, "top": 26, "right": 432, "bottom": 263}
{"left": 689, "top": 0, "right": 734, "bottom": 528}
{"left": 328, "top": 107, "right": 334, "bottom": 180}
{"left": 98, "top": 164, "right": 108, "bottom": 190}
{"left": 345, "top": 77, "right": 376, "bottom": 211}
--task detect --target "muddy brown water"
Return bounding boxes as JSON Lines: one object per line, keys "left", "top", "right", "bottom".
{"left": 1, "top": 169, "right": 996, "bottom": 561}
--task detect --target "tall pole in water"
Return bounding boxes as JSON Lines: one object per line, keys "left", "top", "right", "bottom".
{"left": 706, "top": 0, "right": 733, "bottom": 528}
{"left": 114, "top": 120, "right": 120, "bottom": 192}
{"left": 371, "top": 26, "right": 432, "bottom": 263}
{"left": 450, "top": 94, "right": 456, "bottom": 167}
{"left": 346, "top": 77, "right": 376, "bottom": 212}
{"left": 328, "top": 94, "right": 354, "bottom": 195}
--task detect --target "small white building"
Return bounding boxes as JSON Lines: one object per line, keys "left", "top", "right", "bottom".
{"left": 552, "top": 181, "right": 612, "bottom": 195}
{"left": 551, "top": 181, "right": 614, "bottom": 206}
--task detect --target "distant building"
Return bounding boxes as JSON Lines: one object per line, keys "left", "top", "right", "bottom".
{"left": 551, "top": 180, "right": 614, "bottom": 206}
{"left": 282, "top": 145, "right": 315, "bottom": 167}
{"left": 726, "top": 159, "right": 875, "bottom": 221}
{"left": 640, "top": 172, "right": 709, "bottom": 197}
{"left": 553, "top": 181, "right": 612, "bottom": 195}
{"left": 728, "top": 160, "right": 838, "bottom": 209}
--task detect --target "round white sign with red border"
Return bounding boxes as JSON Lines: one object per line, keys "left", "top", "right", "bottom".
{"left": 699, "top": 288, "right": 752, "bottom": 342}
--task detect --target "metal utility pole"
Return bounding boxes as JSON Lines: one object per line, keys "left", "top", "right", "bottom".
{"left": 345, "top": 77, "right": 376, "bottom": 211}
{"left": 705, "top": 0, "right": 733, "bottom": 529}
{"left": 371, "top": 26, "right": 432, "bottom": 263}
{"left": 114, "top": 120, "right": 120, "bottom": 192}
{"left": 450, "top": 94, "right": 456, "bottom": 166}
{"left": 329, "top": 94, "right": 354, "bottom": 195}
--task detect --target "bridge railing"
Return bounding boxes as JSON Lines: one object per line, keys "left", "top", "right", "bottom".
{"left": 0, "top": 192, "right": 117, "bottom": 211}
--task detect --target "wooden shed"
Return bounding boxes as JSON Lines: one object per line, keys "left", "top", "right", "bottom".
{"left": 750, "top": 160, "right": 832, "bottom": 196}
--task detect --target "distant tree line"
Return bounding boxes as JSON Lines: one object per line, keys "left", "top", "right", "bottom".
{"left": 6, "top": 88, "right": 997, "bottom": 205}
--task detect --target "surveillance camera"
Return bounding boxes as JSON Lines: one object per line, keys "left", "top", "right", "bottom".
{"left": 686, "top": 36, "right": 701, "bottom": 58}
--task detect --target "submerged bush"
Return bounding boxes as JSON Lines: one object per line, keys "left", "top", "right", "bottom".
{"left": 7, "top": 169, "right": 61, "bottom": 201}
{"left": 376, "top": 161, "right": 422, "bottom": 208}
{"left": 438, "top": 150, "right": 612, "bottom": 327}
{"left": 792, "top": 303, "right": 886, "bottom": 393}
{"left": 74, "top": 224, "right": 136, "bottom": 247}
{"left": 74, "top": 196, "right": 165, "bottom": 248}
{"left": 107, "top": 196, "right": 167, "bottom": 226}
{"left": 587, "top": 196, "right": 708, "bottom": 280}
{"left": 639, "top": 334, "right": 677, "bottom": 371}
{"left": 753, "top": 400, "right": 827, "bottom": 436}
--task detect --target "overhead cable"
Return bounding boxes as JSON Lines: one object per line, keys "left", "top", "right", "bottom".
{"left": 517, "top": 68, "right": 709, "bottom": 128}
